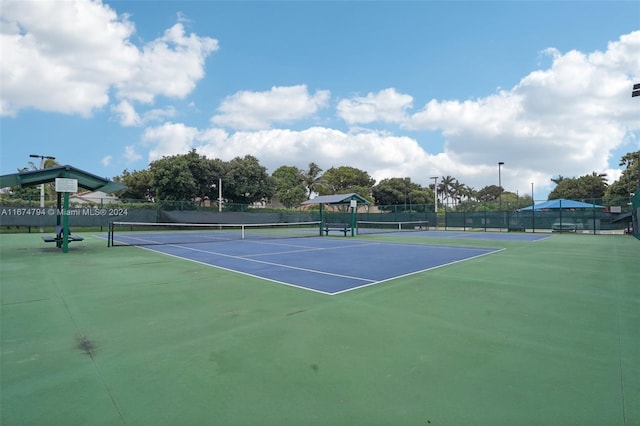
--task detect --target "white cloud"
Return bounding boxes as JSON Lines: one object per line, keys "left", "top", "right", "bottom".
{"left": 123, "top": 145, "right": 142, "bottom": 163}
{"left": 141, "top": 122, "right": 199, "bottom": 162}
{"left": 404, "top": 30, "right": 640, "bottom": 195}
{"left": 111, "top": 100, "right": 176, "bottom": 127}
{"left": 142, "top": 124, "right": 441, "bottom": 186}
{"left": 138, "top": 29, "right": 640, "bottom": 195}
{"left": 115, "top": 23, "right": 218, "bottom": 103}
{"left": 0, "top": 0, "right": 218, "bottom": 117}
{"left": 111, "top": 101, "right": 141, "bottom": 127}
{"left": 101, "top": 155, "right": 113, "bottom": 167}
{"left": 337, "top": 88, "right": 413, "bottom": 124}
{"left": 211, "top": 85, "right": 330, "bottom": 130}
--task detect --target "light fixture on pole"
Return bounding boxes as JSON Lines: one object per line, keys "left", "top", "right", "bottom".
{"left": 29, "top": 154, "right": 56, "bottom": 232}
{"left": 498, "top": 162, "right": 504, "bottom": 210}
{"left": 431, "top": 176, "right": 438, "bottom": 214}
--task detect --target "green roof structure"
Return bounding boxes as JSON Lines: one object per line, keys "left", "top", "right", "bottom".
{"left": 301, "top": 193, "right": 369, "bottom": 206}
{"left": 0, "top": 165, "right": 126, "bottom": 193}
{"left": 1, "top": 165, "right": 126, "bottom": 252}
{"left": 301, "top": 193, "right": 369, "bottom": 237}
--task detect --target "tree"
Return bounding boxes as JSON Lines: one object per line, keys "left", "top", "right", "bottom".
{"left": 319, "top": 166, "right": 375, "bottom": 197}
{"left": 372, "top": 177, "right": 431, "bottom": 206}
{"left": 605, "top": 150, "right": 639, "bottom": 204}
{"left": 114, "top": 169, "right": 155, "bottom": 201}
{"left": 27, "top": 157, "right": 59, "bottom": 171}
{"left": 150, "top": 154, "right": 198, "bottom": 201}
{"left": 149, "top": 150, "right": 223, "bottom": 202}
{"left": 550, "top": 175, "right": 567, "bottom": 185}
{"left": 438, "top": 175, "right": 456, "bottom": 206}
{"left": 301, "top": 162, "right": 326, "bottom": 198}
{"left": 271, "top": 166, "right": 307, "bottom": 208}
{"left": 548, "top": 172, "right": 608, "bottom": 201}
{"left": 7, "top": 167, "right": 40, "bottom": 200}
{"left": 224, "top": 155, "right": 275, "bottom": 204}
{"left": 372, "top": 178, "right": 405, "bottom": 205}
{"left": 476, "top": 185, "right": 502, "bottom": 202}
{"left": 450, "top": 180, "right": 468, "bottom": 206}
{"left": 29, "top": 157, "right": 60, "bottom": 202}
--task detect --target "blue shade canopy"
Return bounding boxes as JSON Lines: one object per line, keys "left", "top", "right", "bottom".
{"left": 0, "top": 165, "right": 126, "bottom": 194}
{"left": 519, "top": 198, "right": 605, "bottom": 211}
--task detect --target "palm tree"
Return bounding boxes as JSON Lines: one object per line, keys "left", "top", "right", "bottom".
{"left": 28, "top": 157, "right": 60, "bottom": 202}
{"left": 28, "top": 157, "right": 59, "bottom": 171}
{"left": 452, "top": 180, "right": 469, "bottom": 207}
{"left": 300, "top": 162, "right": 325, "bottom": 199}
{"left": 463, "top": 185, "right": 476, "bottom": 202}
{"left": 590, "top": 171, "right": 608, "bottom": 187}
{"left": 439, "top": 175, "right": 456, "bottom": 207}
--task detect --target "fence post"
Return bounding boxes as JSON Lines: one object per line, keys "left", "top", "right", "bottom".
{"left": 559, "top": 200, "right": 563, "bottom": 233}
{"left": 592, "top": 200, "right": 596, "bottom": 235}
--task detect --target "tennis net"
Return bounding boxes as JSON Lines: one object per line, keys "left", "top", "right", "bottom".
{"left": 108, "top": 221, "right": 322, "bottom": 247}
{"left": 356, "top": 220, "right": 429, "bottom": 235}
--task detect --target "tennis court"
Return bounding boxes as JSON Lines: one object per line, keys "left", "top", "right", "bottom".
{"left": 130, "top": 238, "right": 501, "bottom": 295}
{"left": 1, "top": 230, "right": 638, "bottom": 426}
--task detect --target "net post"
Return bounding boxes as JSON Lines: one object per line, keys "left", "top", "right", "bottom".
{"left": 107, "top": 221, "right": 112, "bottom": 247}
{"left": 241, "top": 225, "right": 246, "bottom": 240}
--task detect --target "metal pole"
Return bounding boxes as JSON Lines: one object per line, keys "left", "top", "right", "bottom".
{"left": 632, "top": 84, "right": 639, "bottom": 188}
{"left": 498, "top": 162, "right": 504, "bottom": 210}
{"left": 431, "top": 176, "right": 438, "bottom": 229}
{"left": 218, "top": 177, "right": 222, "bottom": 213}
{"left": 431, "top": 176, "right": 438, "bottom": 213}
{"left": 29, "top": 154, "right": 55, "bottom": 232}
{"left": 531, "top": 182, "right": 535, "bottom": 233}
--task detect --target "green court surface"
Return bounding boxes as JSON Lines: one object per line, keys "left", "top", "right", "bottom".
{"left": 1, "top": 232, "right": 638, "bottom": 426}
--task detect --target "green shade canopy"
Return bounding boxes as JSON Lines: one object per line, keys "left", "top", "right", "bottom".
{"left": 0, "top": 165, "right": 126, "bottom": 194}
{"left": 301, "top": 193, "right": 369, "bottom": 206}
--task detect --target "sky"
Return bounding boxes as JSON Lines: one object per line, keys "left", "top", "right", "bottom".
{"left": 1, "top": 0, "right": 639, "bottom": 200}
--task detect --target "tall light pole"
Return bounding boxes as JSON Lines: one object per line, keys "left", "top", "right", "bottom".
{"left": 498, "top": 162, "right": 504, "bottom": 210}
{"left": 531, "top": 182, "right": 534, "bottom": 205}
{"left": 634, "top": 84, "right": 640, "bottom": 190}
{"left": 29, "top": 154, "right": 55, "bottom": 232}
{"left": 431, "top": 176, "right": 438, "bottom": 214}
{"left": 531, "top": 182, "right": 535, "bottom": 232}
{"left": 218, "top": 177, "right": 223, "bottom": 212}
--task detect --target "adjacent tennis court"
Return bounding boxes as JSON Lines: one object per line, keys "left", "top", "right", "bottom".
{"left": 1, "top": 230, "right": 638, "bottom": 426}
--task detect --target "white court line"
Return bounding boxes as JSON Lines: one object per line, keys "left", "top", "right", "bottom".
{"left": 330, "top": 247, "right": 504, "bottom": 295}
{"left": 134, "top": 247, "right": 337, "bottom": 296}
{"left": 169, "top": 244, "right": 376, "bottom": 284}
{"left": 109, "top": 236, "right": 504, "bottom": 296}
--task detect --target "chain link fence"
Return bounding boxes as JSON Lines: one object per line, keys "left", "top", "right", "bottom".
{"left": 1, "top": 193, "right": 635, "bottom": 235}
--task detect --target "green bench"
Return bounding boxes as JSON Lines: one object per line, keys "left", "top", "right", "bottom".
{"left": 43, "top": 226, "right": 84, "bottom": 247}
{"left": 323, "top": 223, "right": 350, "bottom": 236}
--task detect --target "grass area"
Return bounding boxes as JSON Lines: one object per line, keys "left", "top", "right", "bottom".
{"left": 1, "top": 232, "right": 638, "bottom": 425}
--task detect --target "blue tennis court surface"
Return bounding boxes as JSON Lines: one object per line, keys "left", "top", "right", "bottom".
{"left": 133, "top": 237, "right": 502, "bottom": 295}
